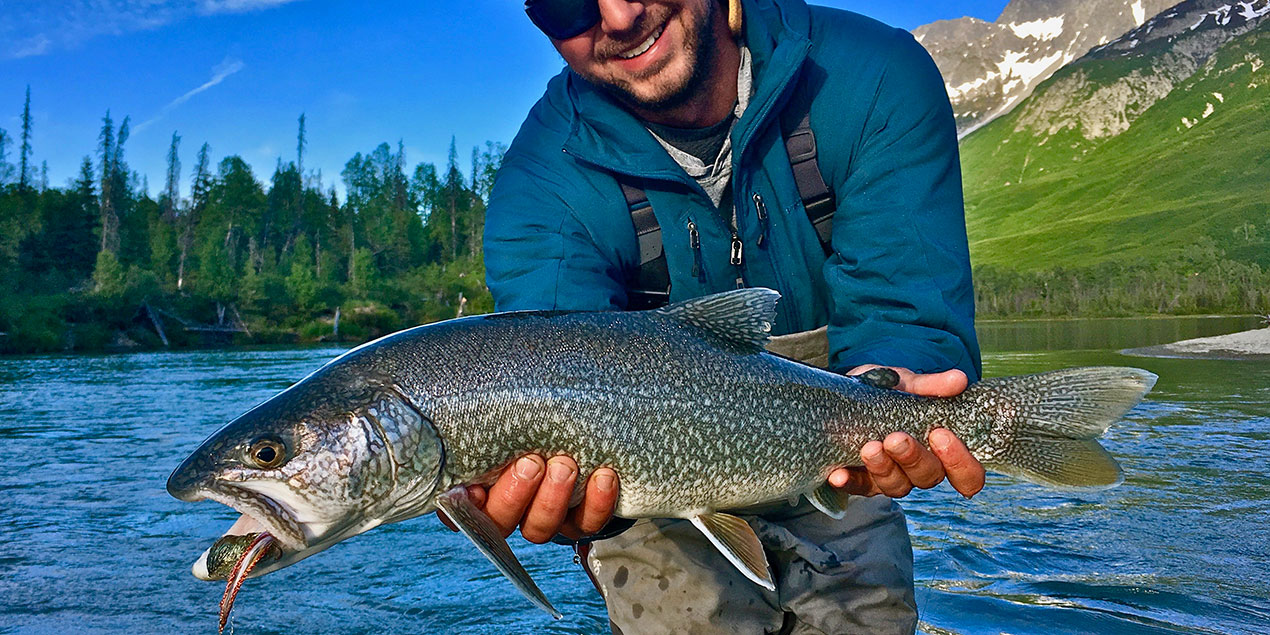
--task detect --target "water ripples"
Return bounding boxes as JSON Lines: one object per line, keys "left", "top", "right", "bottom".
{"left": 1, "top": 334, "right": 1267, "bottom": 633}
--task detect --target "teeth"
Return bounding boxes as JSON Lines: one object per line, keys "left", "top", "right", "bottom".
{"left": 618, "top": 25, "right": 664, "bottom": 60}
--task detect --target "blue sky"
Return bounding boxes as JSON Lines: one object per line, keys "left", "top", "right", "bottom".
{"left": 0, "top": 0, "right": 1008, "bottom": 195}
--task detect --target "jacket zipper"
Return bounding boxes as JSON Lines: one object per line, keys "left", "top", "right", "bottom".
{"left": 729, "top": 198, "right": 746, "bottom": 289}
{"left": 730, "top": 231, "right": 745, "bottom": 289}
{"left": 753, "top": 193, "right": 769, "bottom": 247}
{"left": 688, "top": 221, "right": 704, "bottom": 281}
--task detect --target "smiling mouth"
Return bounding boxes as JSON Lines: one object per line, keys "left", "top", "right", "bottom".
{"left": 617, "top": 23, "right": 666, "bottom": 60}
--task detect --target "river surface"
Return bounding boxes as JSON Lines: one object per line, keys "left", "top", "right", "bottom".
{"left": 1, "top": 316, "right": 1267, "bottom": 634}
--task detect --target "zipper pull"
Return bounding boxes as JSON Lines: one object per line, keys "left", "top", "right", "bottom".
{"left": 753, "top": 193, "right": 769, "bottom": 247}
{"left": 688, "top": 221, "right": 703, "bottom": 280}
{"left": 730, "top": 231, "right": 746, "bottom": 289}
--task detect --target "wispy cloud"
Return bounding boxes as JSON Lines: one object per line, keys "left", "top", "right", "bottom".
{"left": 11, "top": 35, "right": 52, "bottom": 59}
{"left": 135, "top": 57, "right": 246, "bottom": 133}
{"left": 199, "top": 0, "right": 302, "bottom": 14}
{"left": 1, "top": 1, "right": 307, "bottom": 60}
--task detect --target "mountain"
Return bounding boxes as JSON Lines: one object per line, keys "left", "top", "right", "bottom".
{"left": 958, "top": 0, "right": 1270, "bottom": 272}
{"left": 915, "top": 0, "right": 1179, "bottom": 134}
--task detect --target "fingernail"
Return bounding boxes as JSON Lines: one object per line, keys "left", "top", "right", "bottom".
{"left": 931, "top": 430, "right": 952, "bottom": 452}
{"left": 862, "top": 448, "right": 884, "bottom": 467}
{"left": 515, "top": 457, "right": 542, "bottom": 480}
{"left": 547, "top": 459, "right": 575, "bottom": 483}
{"left": 893, "top": 437, "right": 912, "bottom": 453}
{"left": 595, "top": 472, "right": 615, "bottom": 493}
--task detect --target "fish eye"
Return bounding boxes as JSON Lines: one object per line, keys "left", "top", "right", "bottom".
{"left": 246, "top": 437, "right": 287, "bottom": 470}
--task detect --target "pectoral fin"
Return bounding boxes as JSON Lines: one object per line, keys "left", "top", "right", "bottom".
{"left": 435, "top": 486, "right": 562, "bottom": 619}
{"left": 806, "top": 482, "right": 849, "bottom": 519}
{"left": 690, "top": 513, "right": 775, "bottom": 591}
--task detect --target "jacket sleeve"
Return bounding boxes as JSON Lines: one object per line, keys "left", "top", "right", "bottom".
{"left": 822, "top": 30, "right": 982, "bottom": 381}
{"left": 483, "top": 145, "right": 627, "bottom": 313}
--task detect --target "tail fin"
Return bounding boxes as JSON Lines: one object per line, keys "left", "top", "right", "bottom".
{"left": 961, "top": 367, "right": 1157, "bottom": 488}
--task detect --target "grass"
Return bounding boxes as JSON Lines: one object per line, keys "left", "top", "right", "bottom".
{"left": 959, "top": 23, "right": 1270, "bottom": 275}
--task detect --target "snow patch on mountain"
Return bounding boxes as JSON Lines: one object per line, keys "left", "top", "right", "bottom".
{"left": 1190, "top": 2, "right": 1270, "bottom": 29}
{"left": 1010, "top": 17, "right": 1066, "bottom": 40}
{"left": 1015, "top": 0, "right": 1270, "bottom": 141}
{"left": 999, "top": 50, "right": 1070, "bottom": 94}
{"left": 914, "top": 0, "right": 1179, "bottom": 134}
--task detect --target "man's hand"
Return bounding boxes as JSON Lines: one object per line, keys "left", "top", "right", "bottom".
{"left": 437, "top": 455, "right": 619, "bottom": 543}
{"left": 830, "top": 365, "right": 986, "bottom": 499}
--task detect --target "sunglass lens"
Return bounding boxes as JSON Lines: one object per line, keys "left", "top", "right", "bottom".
{"left": 526, "top": 0, "right": 601, "bottom": 40}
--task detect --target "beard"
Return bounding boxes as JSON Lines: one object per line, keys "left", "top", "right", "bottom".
{"left": 581, "top": 0, "right": 722, "bottom": 113}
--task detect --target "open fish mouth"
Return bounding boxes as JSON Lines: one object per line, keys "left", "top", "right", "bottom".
{"left": 194, "top": 514, "right": 283, "bottom": 581}
{"left": 190, "top": 486, "right": 307, "bottom": 582}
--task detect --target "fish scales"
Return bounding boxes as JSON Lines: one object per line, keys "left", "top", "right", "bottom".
{"left": 344, "top": 309, "right": 904, "bottom": 517}
{"left": 169, "top": 288, "right": 1157, "bottom": 620}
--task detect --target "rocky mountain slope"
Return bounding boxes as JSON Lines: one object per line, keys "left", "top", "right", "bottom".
{"left": 915, "top": 0, "right": 1178, "bottom": 134}
{"left": 957, "top": 0, "right": 1270, "bottom": 271}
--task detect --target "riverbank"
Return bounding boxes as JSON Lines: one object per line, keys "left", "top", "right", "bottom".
{"left": 1122, "top": 327, "right": 1270, "bottom": 360}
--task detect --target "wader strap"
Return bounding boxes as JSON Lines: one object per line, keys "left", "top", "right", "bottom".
{"left": 623, "top": 182, "right": 671, "bottom": 310}
{"left": 622, "top": 95, "right": 836, "bottom": 309}
{"left": 784, "top": 109, "right": 835, "bottom": 254}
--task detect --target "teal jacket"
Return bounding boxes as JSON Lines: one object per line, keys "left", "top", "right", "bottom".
{"left": 484, "top": 0, "right": 981, "bottom": 380}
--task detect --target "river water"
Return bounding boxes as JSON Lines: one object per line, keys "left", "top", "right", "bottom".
{"left": 0, "top": 316, "right": 1266, "bottom": 634}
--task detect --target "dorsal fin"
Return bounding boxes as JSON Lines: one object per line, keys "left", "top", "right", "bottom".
{"left": 656, "top": 288, "right": 780, "bottom": 351}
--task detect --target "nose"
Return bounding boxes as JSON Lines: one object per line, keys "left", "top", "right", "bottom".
{"left": 596, "top": 0, "right": 645, "bottom": 36}
{"left": 167, "top": 456, "right": 209, "bottom": 502}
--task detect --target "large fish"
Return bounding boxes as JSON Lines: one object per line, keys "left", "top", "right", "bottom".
{"left": 167, "top": 288, "right": 1156, "bottom": 619}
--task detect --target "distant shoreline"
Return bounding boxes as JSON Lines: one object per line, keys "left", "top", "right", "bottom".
{"left": 977, "top": 313, "right": 1256, "bottom": 324}
{"left": 1122, "top": 328, "right": 1270, "bottom": 361}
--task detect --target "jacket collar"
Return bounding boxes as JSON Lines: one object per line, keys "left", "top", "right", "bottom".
{"left": 561, "top": 0, "right": 811, "bottom": 185}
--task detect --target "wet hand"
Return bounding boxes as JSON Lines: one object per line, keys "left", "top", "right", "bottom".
{"left": 830, "top": 366, "right": 986, "bottom": 499}
{"left": 437, "top": 455, "right": 619, "bottom": 543}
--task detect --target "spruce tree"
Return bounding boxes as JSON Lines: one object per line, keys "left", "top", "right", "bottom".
{"left": 444, "top": 137, "right": 463, "bottom": 260}
{"left": 164, "top": 132, "right": 182, "bottom": 220}
{"left": 296, "top": 113, "right": 307, "bottom": 177}
{"left": 18, "top": 86, "right": 32, "bottom": 191}
{"left": 98, "top": 112, "right": 118, "bottom": 254}
{"left": 0, "top": 128, "right": 11, "bottom": 185}
{"left": 178, "top": 143, "right": 212, "bottom": 291}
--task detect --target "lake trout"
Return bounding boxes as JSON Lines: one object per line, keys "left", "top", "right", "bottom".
{"left": 167, "top": 288, "right": 1156, "bottom": 619}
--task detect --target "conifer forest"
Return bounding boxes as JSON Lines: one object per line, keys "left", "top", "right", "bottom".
{"left": 0, "top": 88, "right": 502, "bottom": 354}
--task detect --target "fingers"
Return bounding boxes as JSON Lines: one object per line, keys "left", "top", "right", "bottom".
{"left": 828, "top": 466, "right": 880, "bottom": 496}
{"left": 899, "top": 369, "right": 968, "bottom": 398}
{"left": 520, "top": 457, "right": 579, "bottom": 544}
{"left": 884, "top": 432, "right": 946, "bottom": 489}
{"left": 561, "top": 468, "right": 619, "bottom": 540}
{"left": 860, "top": 439, "right": 911, "bottom": 497}
{"left": 483, "top": 455, "right": 547, "bottom": 537}
{"left": 439, "top": 454, "right": 621, "bottom": 544}
{"left": 847, "top": 365, "right": 968, "bottom": 398}
{"left": 929, "top": 428, "right": 986, "bottom": 498}
{"left": 855, "top": 432, "right": 948, "bottom": 498}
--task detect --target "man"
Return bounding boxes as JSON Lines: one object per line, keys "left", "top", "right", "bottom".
{"left": 466, "top": 0, "right": 985, "bottom": 631}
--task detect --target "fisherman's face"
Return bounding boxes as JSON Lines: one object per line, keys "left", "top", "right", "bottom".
{"left": 551, "top": 0, "right": 723, "bottom": 111}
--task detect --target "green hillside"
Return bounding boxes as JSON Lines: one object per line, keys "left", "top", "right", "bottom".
{"left": 958, "top": 18, "right": 1270, "bottom": 316}
{"left": 963, "top": 21, "right": 1269, "bottom": 270}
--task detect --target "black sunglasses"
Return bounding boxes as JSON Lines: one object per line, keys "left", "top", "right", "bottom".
{"left": 525, "top": 0, "right": 602, "bottom": 40}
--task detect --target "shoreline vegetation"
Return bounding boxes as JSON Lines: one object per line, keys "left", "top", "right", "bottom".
{"left": 2, "top": 92, "right": 1267, "bottom": 356}
{"left": 1, "top": 96, "right": 503, "bottom": 356}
